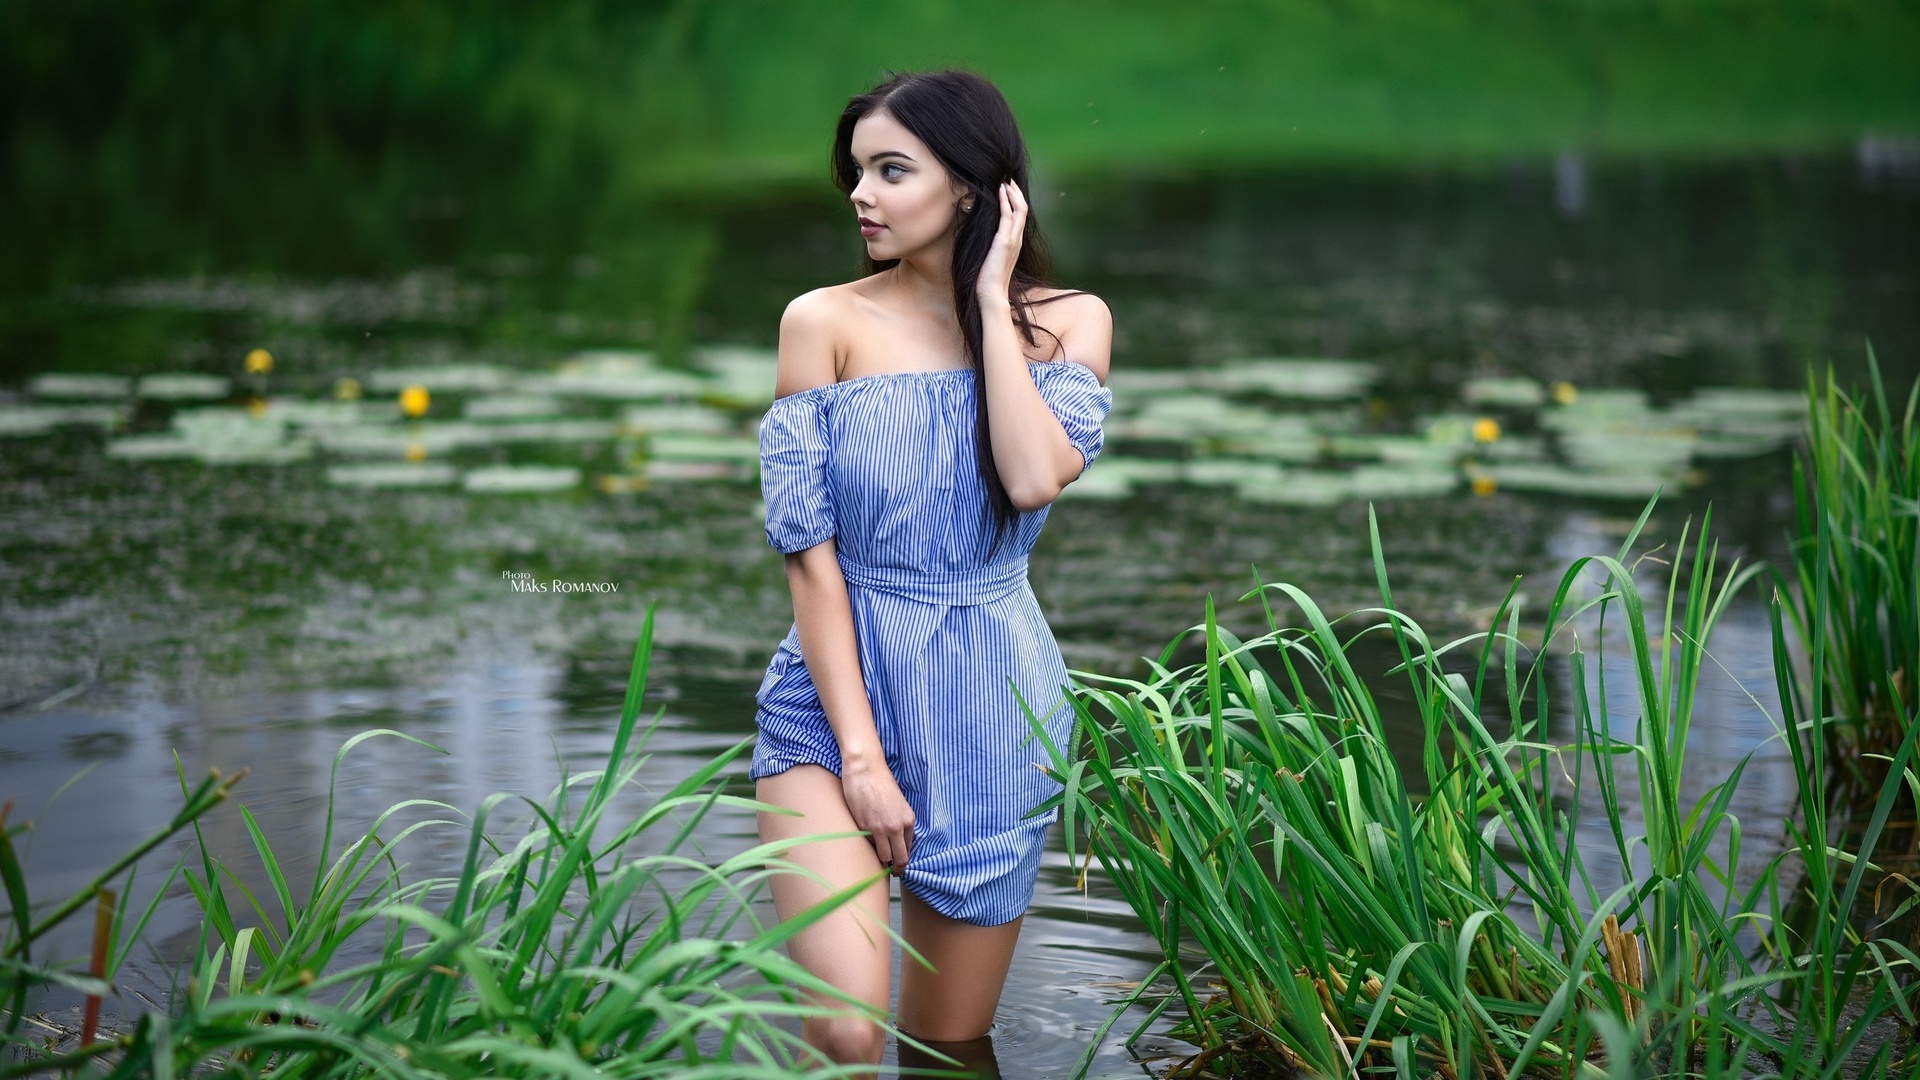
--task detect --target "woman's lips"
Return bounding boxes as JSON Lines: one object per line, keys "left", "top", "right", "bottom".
{"left": 860, "top": 223, "right": 884, "bottom": 237}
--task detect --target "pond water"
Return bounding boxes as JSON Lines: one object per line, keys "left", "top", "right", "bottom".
{"left": 2, "top": 152, "right": 1917, "bottom": 1076}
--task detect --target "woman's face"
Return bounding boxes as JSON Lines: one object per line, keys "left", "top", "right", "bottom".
{"left": 847, "top": 109, "right": 972, "bottom": 262}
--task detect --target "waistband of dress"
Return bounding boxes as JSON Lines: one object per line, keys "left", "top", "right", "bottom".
{"left": 836, "top": 554, "right": 1029, "bottom": 606}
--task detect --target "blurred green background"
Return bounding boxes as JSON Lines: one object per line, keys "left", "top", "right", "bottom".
{"left": 6, "top": 0, "right": 1919, "bottom": 377}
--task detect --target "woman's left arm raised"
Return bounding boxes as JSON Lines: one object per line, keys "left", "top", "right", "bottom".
{"left": 976, "top": 180, "right": 1112, "bottom": 511}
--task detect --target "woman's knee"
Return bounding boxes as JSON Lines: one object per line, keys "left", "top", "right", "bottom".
{"left": 803, "top": 1013, "right": 886, "bottom": 1064}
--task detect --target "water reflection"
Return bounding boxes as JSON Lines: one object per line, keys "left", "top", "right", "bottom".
{"left": 898, "top": 1033, "right": 1001, "bottom": 1078}
{"left": 0, "top": 642, "right": 1166, "bottom": 1077}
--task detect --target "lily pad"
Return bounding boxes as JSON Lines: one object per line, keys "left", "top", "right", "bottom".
{"left": 1056, "top": 467, "right": 1134, "bottom": 500}
{"left": 261, "top": 399, "right": 366, "bottom": 427}
{"left": 1205, "top": 359, "right": 1378, "bottom": 400}
{"left": 327, "top": 463, "right": 461, "bottom": 488}
{"left": 1214, "top": 460, "right": 1288, "bottom": 494}
{"left": 1462, "top": 377, "right": 1546, "bottom": 408}
{"left": 167, "top": 408, "right": 312, "bottom": 464}
{"left": 1183, "top": 458, "right": 1261, "bottom": 487}
{"left": 647, "top": 433, "right": 760, "bottom": 462}
{"left": 481, "top": 420, "right": 618, "bottom": 444}
{"left": 1558, "top": 431, "right": 1695, "bottom": 474}
{"left": 465, "top": 394, "right": 567, "bottom": 420}
{"left": 521, "top": 351, "right": 713, "bottom": 401}
{"left": 1106, "top": 368, "right": 1204, "bottom": 395}
{"left": 1402, "top": 436, "right": 1479, "bottom": 467}
{"left": 1238, "top": 468, "right": 1347, "bottom": 507}
{"left": 1692, "top": 435, "right": 1790, "bottom": 459}
{"left": 171, "top": 406, "right": 287, "bottom": 440}
{"left": 463, "top": 465, "right": 582, "bottom": 493}
{"left": 567, "top": 349, "right": 657, "bottom": 369}
{"left": 1539, "top": 389, "right": 1653, "bottom": 432}
{"left": 0, "top": 404, "right": 125, "bottom": 436}
{"left": 28, "top": 373, "right": 131, "bottom": 400}
{"left": 196, "top": 441, "right": 314, "bottom": 465}
{"left": 137, "top": 374, "right": 230, "bottom": 401}
{"left": 645, "top": 460, "right": 746, "bottom": 482}
{"left": 693, "top": 346, "right": 778, "bottom": 405}
{"left": 106, "top": 435, "right": 198, "bottom": 460}
{"left": 1484, "top": 463, "right": 1672, "bottom": 500}
{"left": 1669, "top": 388, "right": 1804, "bottom": 443}
{"left": 1110, "top": 394, "right": 1269, "bottom": 443}
{"left": 1093, "top": 456, "right": 1186, "bottom": 486}
{"left": 1215, "top": 415, "right": 1324, "bottom": 462}
{"left": 619, "top": 405, "right": 736, "bottom": 435}
{"left": 314, "top": 421, "right": 491, "bottom": 457}
{"left": 366, "top": 364, "right": 510, "bottom": 394}
{"left": 1684, "top": 387, "right": 1806, "bottom": 416}
{"left": 1344, "top": 465, "right": 1458, "bottom": 500}
{"left": 523, "top": 367, "right": 713, "bottom": 401}
{"left": 1327, "top": 434, "right": 1458, "bottom": 469}
{"left": 1471, "top": 435, "right": 1550, "bottom": 463}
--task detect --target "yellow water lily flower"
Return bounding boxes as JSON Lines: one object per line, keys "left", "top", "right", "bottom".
{"left": 405, "top": 441, "right": 427, "bottom": 462}
{"left": 245, "top": 348, "right": 273, "bottom": 374}
{"left": 399, "top": 385, "right": 430, "bottom": 417}
{"left": 1472, "top": 417, "right": 1502, "bottom": 443}
{"left": 1471, "top": 474, "right": 1498, "bottom": 497}
{"left": 1551, "top": 381, "right": 1579, "bottom": 405}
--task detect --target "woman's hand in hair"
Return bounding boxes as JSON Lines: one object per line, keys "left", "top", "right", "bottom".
{"left": 975, "top": 180, "right": 1028, "bottom": 309}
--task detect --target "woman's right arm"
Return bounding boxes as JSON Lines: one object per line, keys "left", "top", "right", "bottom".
{"left": 774, "top": 291, "right": 916, "bottom": 872}
{"left": 784, "top": 543, "right": 914, "bottom": 870}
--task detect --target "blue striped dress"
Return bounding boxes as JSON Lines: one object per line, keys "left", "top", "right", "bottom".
{"left": 750, "top": 358, "right": 1113, "bottom": 927}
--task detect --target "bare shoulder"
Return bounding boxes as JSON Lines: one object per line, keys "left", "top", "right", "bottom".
{"left": 774, "top": 286, "right": 852, "bottom": 398}
{"left": 1029, "top": 286, "right": 1112, "bottom": 385}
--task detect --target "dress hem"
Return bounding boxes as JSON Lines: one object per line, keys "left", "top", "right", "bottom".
{"left": 748, "top": 755, "right": 843, "bottom": 782}
{"left": 900, "top": 875, "right": 1031, "bottom": 928}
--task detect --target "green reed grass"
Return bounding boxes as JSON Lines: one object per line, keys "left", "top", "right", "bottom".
{"left": 1033, "top": 502, "right": 1920, "bottom": 1078}
{"left": 1784, "top": 346, "right": 1920, "bottom": 804}
{"left": 3, "top": 604, "right": 908, "bottom": 1079}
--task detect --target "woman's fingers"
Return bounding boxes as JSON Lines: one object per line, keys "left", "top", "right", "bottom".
{"left": 850, "top": 784, "right": 914, "bottom": 875}
{"left": 982, "top": 181, "right": 1024, "bottom": 292}
{"left": 878, "top": 810, "right": 912, "bottom": 876}
{"left": 866, "top": 830, "right": 906, "bottom": 874}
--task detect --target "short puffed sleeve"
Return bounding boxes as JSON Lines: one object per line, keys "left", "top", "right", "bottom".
{"left": 1033, "top": 360, "right": 1114, "bottom": 478}
{"left": 758, "top": 389, "right": 836, "bottom": 554}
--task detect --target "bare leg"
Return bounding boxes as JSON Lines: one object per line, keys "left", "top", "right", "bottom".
{"left": 756, "top": 765, "right": 893, "bottom": 1072}
{"left": 896, "top": 888, "right": 1023, "bottom": 1042}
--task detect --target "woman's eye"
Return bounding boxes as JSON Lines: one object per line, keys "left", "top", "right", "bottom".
{"left": 882, "top": 164, "right": 905, "bottom": 179}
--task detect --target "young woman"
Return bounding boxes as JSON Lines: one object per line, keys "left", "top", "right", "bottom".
{"left": 749, "top": 68, "right": 1113, "bottom": 1071}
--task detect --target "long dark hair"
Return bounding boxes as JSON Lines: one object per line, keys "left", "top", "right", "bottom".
{"left": 831, "top": 68, "right": 1084, "bottom": 557}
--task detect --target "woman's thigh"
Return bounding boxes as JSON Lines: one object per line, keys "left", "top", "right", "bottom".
{"left": 896, "top": 889, "right": 1023, "bottom": 1041}
{"left": 755, "top": 766, "right": 893, "bottom": 1014}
